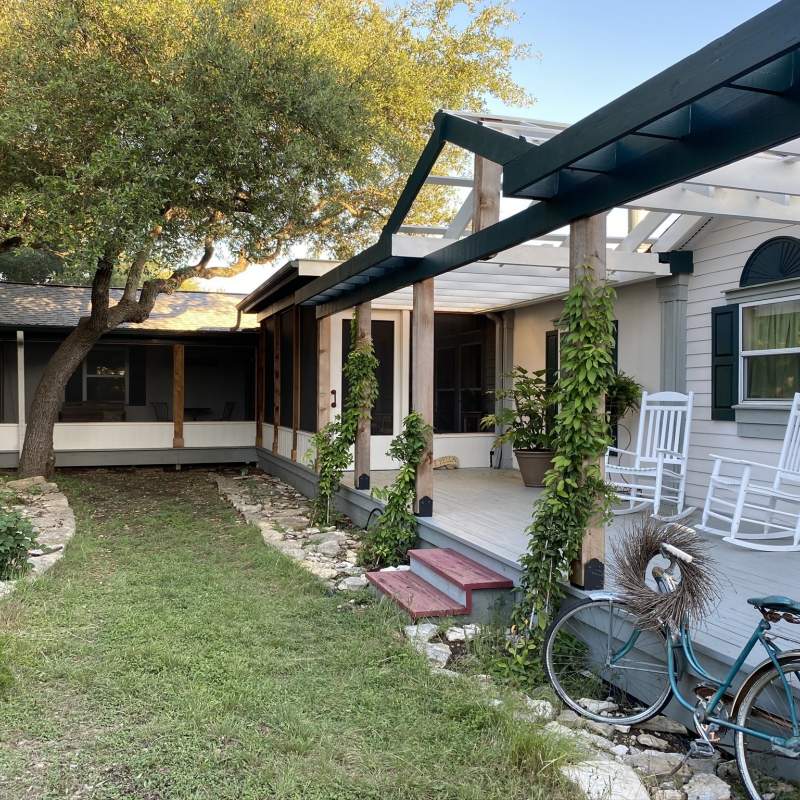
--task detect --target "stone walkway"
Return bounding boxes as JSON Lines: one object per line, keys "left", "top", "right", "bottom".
{"left": 214, "top": 471, "right": 369, "bottom": 592}
{"left": 0, "top": 475, "right": 76, "bottom": 599}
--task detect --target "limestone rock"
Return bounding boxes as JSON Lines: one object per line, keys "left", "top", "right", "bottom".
{"left": 414, "top": 640, "right": 450, "bottom": 667}
{"left": 622, "top": 750, "right": 690, "bottom": 780}
{"left": 557, "top": 709, "right": 587, "bottom": 728}
{"left": 404, "top": 622, "right": 439, "bottom": 643}
{"left": 6, "top": 476, "right": 46, "bottom": 491}
{"left": 524, "top": 697, "right": 556, "bottom": 721}
{"left": 561, "top": 760, "right": 650, "bottom": 800}
{"left": 544, "top": 721, "right": 620, "bottom": 756}
{"left": 445, "top": 626, "right": 466, "bottom": 642}
{"left": 579, "top": 698, "right": 619, "bottom": 715}
{"left": 336, "top": 575, "right": 368, "bottom": 591}
{"left": 684, "top": 773, "right": 731, "bottom": 800}
{"left": 652, "top": 791, "right": 685, "bottom": 800}
{"left": 315, "top": 540, "right": 341, "bottom": 557}
{"left": 637, "top": 733, "right": 669, "bottom": 751}
{"left": 634, "top": 715, "right": 688, "bottom": 736}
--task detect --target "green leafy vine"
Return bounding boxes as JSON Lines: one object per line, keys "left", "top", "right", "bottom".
{"left": 503, "top": 269, "right": 617, "bottom": 684}
{"left": 359, "top": 411, "right": 431, "bottom": 568}
{"left": 308, "top": 311, "right": 378, "bottom": 525}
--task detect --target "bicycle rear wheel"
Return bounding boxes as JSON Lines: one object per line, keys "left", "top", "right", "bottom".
{"left": 734, "top": 656, "right": 800, "bottom": 800}
{"left": 543, "top": 596, "right": 673, "bottom": 725}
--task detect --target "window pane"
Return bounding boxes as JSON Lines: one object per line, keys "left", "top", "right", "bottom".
{"left": 87, "top": 348, "right": 126, "bottom": 377}
{"left": 86, "top": 376, "right": 126, "bottom": 402}
{"left": 745, "top": 354, "right": 800, "bottom": 400}
{"left": 742, "top": 300, "right": 800, "bottom": 351}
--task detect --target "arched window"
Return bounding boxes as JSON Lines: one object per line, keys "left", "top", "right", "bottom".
{"left": 740, "top": 236, "right": 800, "bottom": 287}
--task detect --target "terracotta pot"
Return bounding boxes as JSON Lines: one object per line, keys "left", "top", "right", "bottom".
{"left": 514, "top": 448, "right": 555, "bottom": 488}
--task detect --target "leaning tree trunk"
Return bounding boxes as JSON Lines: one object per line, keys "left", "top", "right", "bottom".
{"left": 18, "top": 320, "right": 104, "bottom": 477}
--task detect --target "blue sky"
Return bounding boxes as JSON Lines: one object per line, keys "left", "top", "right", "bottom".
{"left": 497, "top": 0, "right": 777, "bottom": 123}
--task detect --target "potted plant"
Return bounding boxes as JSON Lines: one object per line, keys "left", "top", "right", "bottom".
{"left": 606, "top": 371, "right": 643, "bottom": 447}
{"left": 481, "top": 366, "right": 556, "bottom": 487}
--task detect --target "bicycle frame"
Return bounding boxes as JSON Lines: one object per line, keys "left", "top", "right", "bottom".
{"left": 608, "top": 604, "right": 800, "bottom": 750}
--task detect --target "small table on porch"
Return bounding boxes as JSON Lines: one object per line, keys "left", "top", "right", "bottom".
{"left": 184, "top": 407, "right": 213, "bottom": 421}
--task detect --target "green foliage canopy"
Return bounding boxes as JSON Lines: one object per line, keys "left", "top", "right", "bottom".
{"left": 0, "top": 0, "right": 528, "bottom": 281}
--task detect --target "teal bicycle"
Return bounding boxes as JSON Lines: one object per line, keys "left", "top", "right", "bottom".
{"left": 543, "top": 525, "right": 800, "bottom": 800}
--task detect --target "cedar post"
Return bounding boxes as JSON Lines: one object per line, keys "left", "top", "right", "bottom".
{"left": 353, "top": 302, "right": 372, "bottom": 490}
{"left": 317, "top": 315, "right": 332, "bottom": 431}
{"left": 473, "top": 155, "right": 502, "bottom": 231}
{"left": 255, "top": 323, "right": 265, "bottom": 448}
{"left": 16, "top": 331, "right": 25, "bottom": 454}
{"left": 569, "top": 214, "right": 607, "bottom": 590}
{"left": 272, "top": 315, "right": 280, "bottom": 454}
{"left": 412, "top": 279, "right": 434, "bottom": 516}
{"left": 291, "top": 306, "right": 301, "bottom": 461}
{"left": 172, "top": 343, "right": 185, "bottom": 448}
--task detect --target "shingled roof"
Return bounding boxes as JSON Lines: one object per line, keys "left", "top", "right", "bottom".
{"left": 0, "top": 283, "right": 258, "bottom": 333}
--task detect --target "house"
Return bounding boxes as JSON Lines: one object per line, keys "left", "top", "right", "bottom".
{"left": 240, "top": 1, "right": 800, "bottom": 703}
{"left": 0, "top": 283, "right": 259, "bottom": 467}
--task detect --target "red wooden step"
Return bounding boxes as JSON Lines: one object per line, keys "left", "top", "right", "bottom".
{"left": 366, "top": 570, "right": 468, "bottom": 619}
{"left": 409, "top": 548, "right": 514, "bottom": 591}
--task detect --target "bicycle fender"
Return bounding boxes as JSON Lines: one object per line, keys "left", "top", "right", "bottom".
{"left": 585, "top": 590, "right": 618, "bottom": 602}
{"left": 731, "top": 650, "right": 800, "bottom": 719}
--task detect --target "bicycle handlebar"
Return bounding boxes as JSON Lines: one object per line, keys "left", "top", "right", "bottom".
{"left": 661, "top": 542, "right": 694, "bottom": 564}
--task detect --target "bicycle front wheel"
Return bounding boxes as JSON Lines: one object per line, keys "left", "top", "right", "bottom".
{"left": 735, "top": 656, "right": 800, "bottom": 800}
{"left": 543, "top": 596, "right": 673, "bottom": 725}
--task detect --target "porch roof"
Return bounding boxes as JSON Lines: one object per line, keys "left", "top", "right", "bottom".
{"left": 293, "top": 0, "right": 800, "bottom": 317}
{"left": 0, "top": 282, "right": 258, "bottom": 333}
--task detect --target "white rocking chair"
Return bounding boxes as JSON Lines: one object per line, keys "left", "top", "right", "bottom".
{"left": 605, "top": 391, "right": 695, "bottom": 521}
{"left": 697, "top": 392, "right": 800, "bottom": 552}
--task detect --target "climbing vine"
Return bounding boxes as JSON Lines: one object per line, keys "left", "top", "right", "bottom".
{"left": 359, "top": 411, "right": 431, "bottom": 568}
{"left": 308, "top": 311, "right": 378, "bottom": 525}
{"left": 503, "top": 269, "right": 618, "bottom": 684}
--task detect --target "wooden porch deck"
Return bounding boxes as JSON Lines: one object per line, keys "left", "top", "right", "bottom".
{"left": 369, "top": 467, "right": 800, "bottom": 671}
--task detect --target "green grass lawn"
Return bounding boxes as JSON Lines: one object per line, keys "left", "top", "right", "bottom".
{"left": 0, "top": 468, "right": 574, "bottom": 800}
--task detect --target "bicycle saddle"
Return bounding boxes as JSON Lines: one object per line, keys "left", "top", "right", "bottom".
{"left": 748, "top": 596, "right": 800, "bottom": 615}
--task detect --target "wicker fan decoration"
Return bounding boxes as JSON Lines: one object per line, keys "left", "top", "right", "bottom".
{"left": 610, "top": 521, "right": 721, "bottom": 631}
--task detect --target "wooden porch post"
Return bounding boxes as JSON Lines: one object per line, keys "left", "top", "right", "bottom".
{"left": 172, "top": 343, "right": 185, "bottom": 448}
{"left": 412, "top": 279, "right": 434, "bottom": 516}
{"left": 473, "top": 155, "right": 502, "bottom": 231}
{"left": 16, "top": 331, "right": 25, "bottom": 455}
{"left": 291, "top": 306, "right": 301, "bottom": 461}
{"left": 272, "top": 315, "right": 280, "bottom": 454}
{"left": 569, "top": 214, "right": 607, "bottom": 590}
{"left": 255, "top": 322, "right": 266, "bottom": 448}
{"left": 353, "top": 302, "right": 372, "bottom": 490}
{"left": 317, "top": 315, "right": 332, "bottom": 432}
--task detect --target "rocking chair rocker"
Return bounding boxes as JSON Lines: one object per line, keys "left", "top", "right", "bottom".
{"left": 697, "top": 392, "right": 800, "bottom": 552}
{"left": 605, "top": 390, "right": 695, "bottom": 521}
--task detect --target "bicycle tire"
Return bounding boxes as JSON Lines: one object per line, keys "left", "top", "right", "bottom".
{"left": 543, "top": 596, "right": 673, "bottom": 725}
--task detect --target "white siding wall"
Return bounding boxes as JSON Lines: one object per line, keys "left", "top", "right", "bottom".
{"left": 512, "top": 280, "right": 662, "bottom": 457}
{"left": 682, "top": 218, "right": 800, "bottom": 507}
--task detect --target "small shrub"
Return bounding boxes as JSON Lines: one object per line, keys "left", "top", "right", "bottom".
{"left": 0, "top": 506, "right": 37, "bottom": 580}
{"left": 359, "top": 411, "right": 431, "bottom": 568}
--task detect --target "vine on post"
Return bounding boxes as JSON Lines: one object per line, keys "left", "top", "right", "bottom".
{"left": 308, "top": 311, "right": 378, "bottom": 525}
{"left": 504, "top": 269, "right": 617, "bottom": 684}
{"left": 358, "top": 411, "right": 431, "bottom": 568}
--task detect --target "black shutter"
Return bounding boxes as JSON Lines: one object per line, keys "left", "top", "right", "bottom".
{"left": 545, "top": 329, "right": 558, "bottom": 388}
{"left": 128, "top": 347, "right": 146, "bottom": 406}
{"left": 612, "top": 320, "right": 619, "bottom": 371}
{"left": 711, "top": 304, "right": 739, "bottom": 421}
{"left": 64, "top": 367, "right": 82, "bottom": 402}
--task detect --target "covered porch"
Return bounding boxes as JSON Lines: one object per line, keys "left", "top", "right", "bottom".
{"left": 365, "top": 466, "right": 800, "bottom": 674}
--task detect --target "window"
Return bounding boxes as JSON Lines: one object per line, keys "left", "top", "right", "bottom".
{"left": 85, "top": 347, "right": 127, "bottom": 402}
{"left": 741, "top": 297, "right": 800, "bottom": 401}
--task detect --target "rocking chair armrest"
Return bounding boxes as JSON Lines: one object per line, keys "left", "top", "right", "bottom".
{"left": 606, "top": 446, "right": 636, "bottom": 457}
{"left": 708, "top": 453, "right": 780, "bottom": 472}
{"left": 655, "top": 448, "right": 684, "bottom": 460}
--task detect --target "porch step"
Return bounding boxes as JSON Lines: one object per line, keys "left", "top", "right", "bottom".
{"left": 366, "top": 570, "right": 468, "bottom": 619}
{"left": 367, "top": 548, "right": 515, "bottom": 622}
